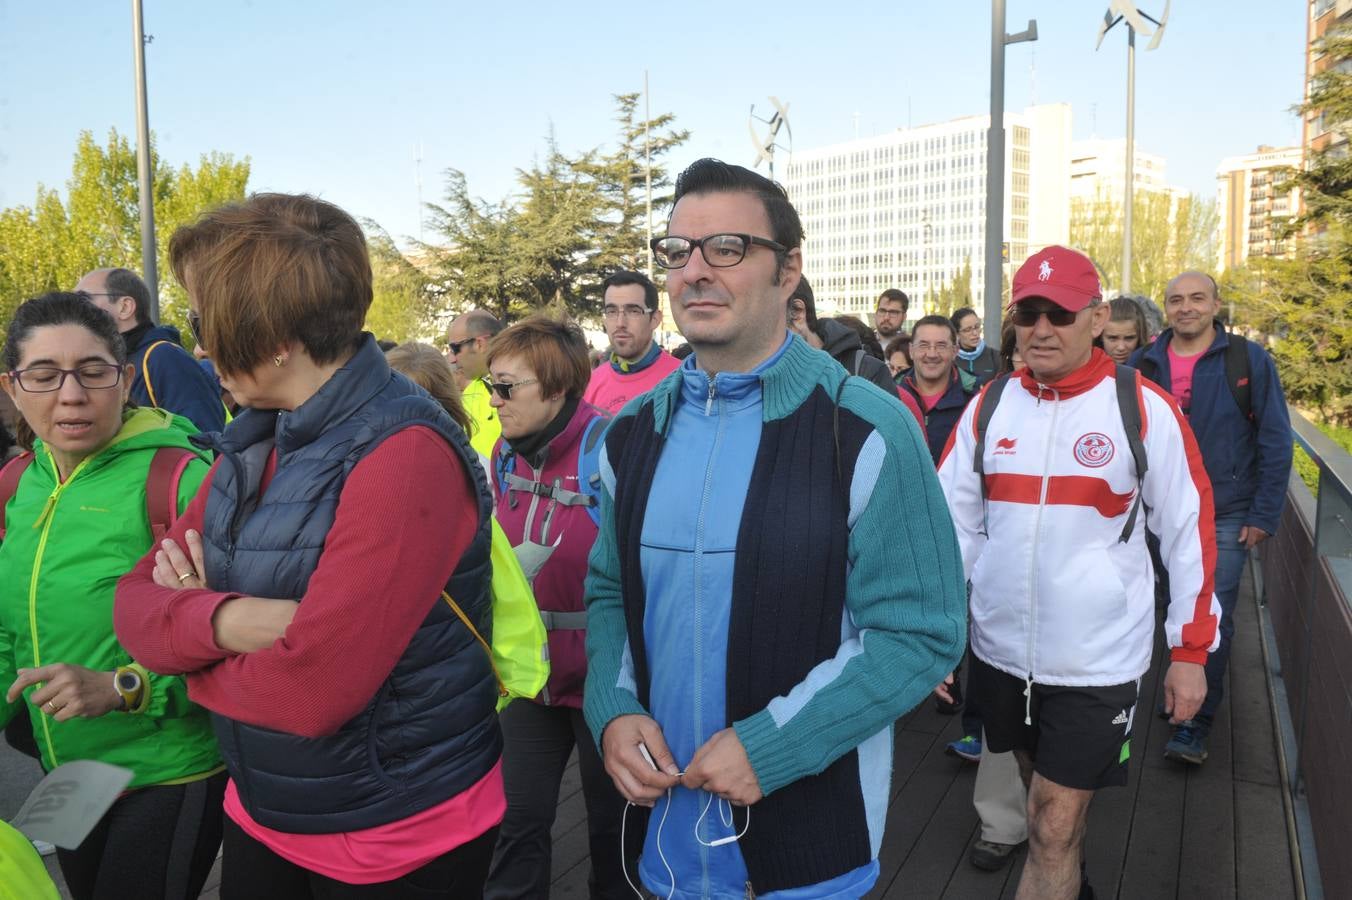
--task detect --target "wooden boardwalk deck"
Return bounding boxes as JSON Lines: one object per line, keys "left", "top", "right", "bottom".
{"left": 12, "top": 566, "right": 1293, "bottom": 899}
{"left": 542, "top": 564, "right": 1297, "bottom": 900}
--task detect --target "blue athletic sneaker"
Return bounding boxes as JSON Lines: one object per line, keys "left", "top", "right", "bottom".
{"left": 945, "top": 734, "right": 982, "bottom": 762}
{"left": 1163, "top": 720, "right": 1210, "bottom": 765}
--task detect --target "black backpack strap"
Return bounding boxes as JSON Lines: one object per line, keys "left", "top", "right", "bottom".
{"left": 1224, "top": 333, "right": 1253, "bottom": 421}
{"left": 972, "top": 373, "right": 1011, "bottom": 482}
{"left": 1115, "top": 365, "right": 1149, "bottom": 543}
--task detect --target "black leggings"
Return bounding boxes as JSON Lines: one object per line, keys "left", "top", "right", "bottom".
{"left": 220, "top": 816, "right": 498, "bottom": 900}
{"left": 56, "top": 770, "right": 226, "bottom": 900}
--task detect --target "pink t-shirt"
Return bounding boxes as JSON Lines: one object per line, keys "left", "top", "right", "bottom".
{"left": 1166, "top": 343, "right": 1201, "bottom": 414}
{"left": 223, "top": 762, "right": 505, "bottom": 884}
{"left": 583, "top": 350, "right": 682, "bottom": 414}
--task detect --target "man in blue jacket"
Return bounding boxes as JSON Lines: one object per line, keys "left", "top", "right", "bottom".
{"left": 1131, "top": 271, "right": 1292, "bottom": 765}
{"left": 75, "top": 268, "right": 226, "bottom": 433}
{"left": 582, "top": 158, "right": 967, "bottom": 898}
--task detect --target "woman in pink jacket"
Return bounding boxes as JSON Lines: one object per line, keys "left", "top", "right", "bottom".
{"left": 481, "top": 315, "right": 635, "bottom": 899}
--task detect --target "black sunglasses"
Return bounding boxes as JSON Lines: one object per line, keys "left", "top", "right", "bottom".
{"left": 1011, "top": 305, "right": 1079, "bottom": 328}
{"left": 447, "top": 337, "right": 477, "bottom": 356}
{"left": 487, "top": 378, "right": 537, "bottom": 400}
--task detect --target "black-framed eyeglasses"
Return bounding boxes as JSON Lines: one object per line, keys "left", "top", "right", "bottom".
{"left": 447, "top": 337, "right": 477, "bottom": 356}
{"left": 488, "top": 378, "right": 537, "bottom": 400}
{"left": 187, "top": 310, "right": 204, "bottom": 347}
{"left": 8, "top": 364, "right": 123, "bottom": 393}
{"left": 78, "top": 291, "right": 127, "bottom": 303}
{"left": 1011, "top": 305, "right": 1079, "bottom": 328}
{"left": 649, "top": 233, "right": 787, "bottom": 270}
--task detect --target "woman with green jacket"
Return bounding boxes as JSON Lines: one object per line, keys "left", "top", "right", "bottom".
{"left": 0, "top": 292, "right": 224, "bottom": 900}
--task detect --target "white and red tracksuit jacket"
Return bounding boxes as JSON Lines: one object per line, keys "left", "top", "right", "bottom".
{"left": 938, "top": 350, "right": 1219, "bottom": 687}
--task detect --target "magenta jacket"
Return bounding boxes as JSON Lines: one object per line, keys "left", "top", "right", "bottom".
{"left": 491, "top": 402, "right": 605, "bottom": 708}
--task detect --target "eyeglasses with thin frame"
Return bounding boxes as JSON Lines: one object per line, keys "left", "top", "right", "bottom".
{"left": 649, "top": 233, "right": 786, "bottom": 270}
{"left": 912, "top": 341, "right": 953, "bottom": 354}
{"left": 8, "top": 364, "right": 123, "bottom": 393}
{"left": 78, "top": 291, "right": 128, "bottom": 303}
{"left": 958, "top": 322, "right": 983, "bottom": 335}
{"left": 602, "top": 305, "right": 653, "bottom": 322}
{"left": 875, "top": 308, "right": 906, "bottom": 319}
{"left": 1010, "top": 305, "right": 1079, "bottom": 328}
{"left": 488, "top": 378, "right": 537, "bottom": 401}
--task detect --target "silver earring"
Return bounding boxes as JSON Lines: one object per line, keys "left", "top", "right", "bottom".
{"left": 273, "top": 355, "right": 285, "bottom": 367}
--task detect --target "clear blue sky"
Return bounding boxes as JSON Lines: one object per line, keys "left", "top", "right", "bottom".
{"left": 0, "top": 1, "right": 1307, "bottom": 248}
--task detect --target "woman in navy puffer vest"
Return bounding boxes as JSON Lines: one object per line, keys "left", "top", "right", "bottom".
{"left": 115, "top": 193, "right": 504, "bottom": 900}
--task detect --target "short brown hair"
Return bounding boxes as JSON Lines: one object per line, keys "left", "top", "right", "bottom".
{"left": 168, "top": 193, "right": 372, "bottom": 376}
{"left": 384, "top": 342, "right": 471, "bottom": 435}
{"left": 485, "top": 315, "right": 591, "bottom": 401}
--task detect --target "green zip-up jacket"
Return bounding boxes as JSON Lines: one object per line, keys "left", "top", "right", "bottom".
{"left": 0, "top": 408, "right": 222, "bottom": 788}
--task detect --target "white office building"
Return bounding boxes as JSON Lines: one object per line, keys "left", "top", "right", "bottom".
{"left": 782, "top": 104, "right": 1072, "bottom": 319}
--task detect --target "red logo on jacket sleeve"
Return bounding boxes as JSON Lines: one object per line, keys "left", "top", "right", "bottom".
{"left": 1073, "top": 433, "right": 1115, "bottom": 468}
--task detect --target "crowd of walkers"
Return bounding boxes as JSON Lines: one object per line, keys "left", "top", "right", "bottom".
{"left": 0, "top": 156, "right": 1291, "bottom": 900}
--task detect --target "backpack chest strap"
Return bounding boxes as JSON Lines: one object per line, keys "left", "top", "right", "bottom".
{"left": 502, "top": 471, "right": 594, "bottom": 507}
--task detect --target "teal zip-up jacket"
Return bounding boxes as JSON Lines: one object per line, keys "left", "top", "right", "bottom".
{"left": 0, "top": 408, "right": 222, "bottom": 788}
{"left": 584, "top": 333, "right": 967, "bottom": 896}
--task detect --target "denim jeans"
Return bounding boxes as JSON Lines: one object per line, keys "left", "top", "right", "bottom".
{"left": 1196, "top": 511, "right": 1248, "bottom": 726}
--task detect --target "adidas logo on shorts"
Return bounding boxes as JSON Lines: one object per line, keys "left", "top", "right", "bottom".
{"left": 1111, "top": 710, "right": 1129, "bottom": 725}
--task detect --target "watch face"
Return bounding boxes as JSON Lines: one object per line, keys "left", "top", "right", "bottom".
{"left": 117, "top": 672, "right": 141, "bottom": 692}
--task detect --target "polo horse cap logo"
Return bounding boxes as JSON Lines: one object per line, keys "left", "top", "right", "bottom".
{"left": 1038, "top": 258, "right": 1054, "bottom": 282}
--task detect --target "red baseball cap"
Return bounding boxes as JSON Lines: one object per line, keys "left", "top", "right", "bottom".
{"left": 1010, "top": 246, "right": 1102, "bottom": 312}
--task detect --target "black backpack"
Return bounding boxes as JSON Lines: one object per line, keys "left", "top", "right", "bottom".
{"left": 1136, "top": 333, "right": 1253, "bottom": 421}
{"left": 972, "top": 365, "right": 1148, "bottom": 544}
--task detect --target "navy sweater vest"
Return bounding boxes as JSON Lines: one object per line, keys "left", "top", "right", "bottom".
{"left": 197, "top": 336, "right": 500, "bottom": 833}
{"left": 607, "top": 384, "right": 878, "bottom": 891}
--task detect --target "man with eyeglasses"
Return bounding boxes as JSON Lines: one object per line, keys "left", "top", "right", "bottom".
{"left": 937, "top": 246, "right": 1218, "bottom": 900}
{"left": 873, "top": 288, "right": 909, "bottom": 347}
{"left": 898, "top": 315, "right": 976, "bottom": 467}
{"left": 73, "top": 267, "right": 225, "bottom": 433}
{"left": 444, "top": 309, "right": 504, "bottom": 458}
{"left": 583, "top": 158, "right": 965, "bottom": 898}
{"left": 583, "top": 270, "right": 680, "bottom": 415}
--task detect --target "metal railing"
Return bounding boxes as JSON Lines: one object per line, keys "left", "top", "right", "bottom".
{"left": 1255, "top": 405, "right": 1352, "bottom": 900}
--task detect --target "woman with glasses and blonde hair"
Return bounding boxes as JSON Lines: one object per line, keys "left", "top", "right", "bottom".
{"left": 0, "top": 292, "right": 223, "bottom": 900}
{"left": 114, "top": 193, "right": 504, "bottom": 899}
{"left": 481, "top": 315, "right": 635, "bottom": 899}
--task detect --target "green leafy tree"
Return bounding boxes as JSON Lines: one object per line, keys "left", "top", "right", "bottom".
{"left": 582, "top": 92, "right": 690, "bottom": 275}
{"left": 1289, "top": 24, "right": 1352, "bottom": 231}
{"left": 425, "top": 94, "right": 689, "bottom": 323}
{"left": 1221, "top": 23, "right": 1352, "bottom": 427}
{"left": 1223, "top": 224, "right": 1352, "bottom": 426}
{"left": 363, "top": 222, "right": 439, "bottom": 345}
{"left": 0, "top": 129, "right": 250, "bottom": 343}
{"left": 1070, "top": 187, "right": 1217, "bottom": 303}
{"left": 926, "top": 257, "right": 975, "bottom": 319}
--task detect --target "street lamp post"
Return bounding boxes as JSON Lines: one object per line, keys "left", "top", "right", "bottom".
{"left": 984, "top": 1, "right": 1037, "bottom": 342}
{"left": 1096, "top": 3, "right": 1170, "bottom": 296}
{"left": 132, "top": 0, "right": 158, "bottom": 321}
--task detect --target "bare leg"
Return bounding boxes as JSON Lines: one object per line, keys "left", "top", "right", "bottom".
{"left": 1014, "top": 771, "right": 1092, "bottom": 900}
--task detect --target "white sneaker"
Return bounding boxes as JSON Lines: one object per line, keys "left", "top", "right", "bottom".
{"left": 31, "top": 839, "right": 57, "bottom": 857}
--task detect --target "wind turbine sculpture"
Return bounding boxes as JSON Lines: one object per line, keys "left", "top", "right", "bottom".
{"left": 1096, "top": 0, "right": 1169, "bottom": 295}
{"left": 749, "top": 98, "right": 792, "bottom": 181}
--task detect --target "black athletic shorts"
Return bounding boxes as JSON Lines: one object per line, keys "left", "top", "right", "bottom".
{"left": 970, "top": 654, "right": 1139, "bottom": 791}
